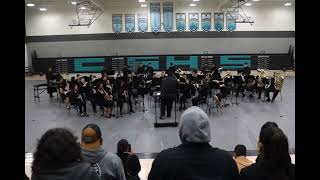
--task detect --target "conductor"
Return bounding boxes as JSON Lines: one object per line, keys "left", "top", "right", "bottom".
{"left": 160, "top": 71, "right": 178, "bottom": 119}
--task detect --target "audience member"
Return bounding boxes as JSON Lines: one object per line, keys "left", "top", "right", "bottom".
{"left": 234, "top": 144, "right": 253, "bottom": 173}
{"left": 239, "top": 127, "right": 295, "bottom": 180}
{"left": 256, "top": 121, "right": 278, "bottom": 162}
{"left": 126, "top": 154, "right": 141, "bottom": 180}
{"left": 116, "top": 139, "right": 141, "bottom": 179}
{"left": 148, "top": 106, "right": 239, "bottom": 180}
{"left": 31, "top": 128, "right": 99, "bottom": 180}
{"left": 81, "top": 124, "right": 126, "bottom": 180}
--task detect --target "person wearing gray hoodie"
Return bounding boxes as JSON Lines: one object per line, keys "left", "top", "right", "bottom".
{"left": 148, "top": 106, "right": 239, "bottom": 180}
{"left": 81, "top": 123, "right": 126, "bottom": 180}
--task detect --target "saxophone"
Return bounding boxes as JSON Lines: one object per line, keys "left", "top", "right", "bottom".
{"left": 274, "top": 72, "right": 284, "bottom": 91}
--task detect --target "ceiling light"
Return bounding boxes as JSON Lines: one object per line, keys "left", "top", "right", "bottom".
{"left": 245, "top": 3, "right": 252, "bottom": 6}
{"left": 139, "top": 0, "right": 145, "bottom": 2}
{"left": 80, "top": 6, "right": 86, "bottom": 10}
{"left": 26, "top": 3, "right": 35, "bottom": 7}
{"left": 71, "top": 1, "right": 77, "bottom": 5}
{"left": 193, "top": 0, "right": 200, "bottom": 2}
{"left": 284, "top": 2, "right": 292, "bottom": 6}
{"left": 141, "top": 4, "right": 147, "bottom": 7}
{"left": 190, "top": 3, "right": 196, "bottom": 7}
{"left": 39, "top": 8, "right": 47, "bottom": 11}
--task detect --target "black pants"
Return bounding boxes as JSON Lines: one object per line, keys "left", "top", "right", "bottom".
{"left": 72, "top": 99, "right": 86, "bottom": 113}
{"left": 256, "top": 86, "right": 265, "bottom": 98}
{"left": 265, "top": 86, "right": 279, "bottom": 101}
{"left": 192, "top": 96, "right": 205, "bottom": 106}
{"left": 235, "top": 84, "right": 244, "bottom": 97}
{"left": 87, "top": 97, "right": 97, "bottom": 113}
{"left": 118, "top": 95, "right": 133, "bottom": 113}
{"left": 180, "top": 94, "right": 188, "bottom": 109}
{"left": 161, "top": 98, "right": 173, "bottom": 117}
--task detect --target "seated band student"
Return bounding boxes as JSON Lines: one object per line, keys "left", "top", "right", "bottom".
{"left": 46, "top": 67, "right": 55, "bottom": 98}
{"left": 81, "top": 124, "right": 126, "bottom": 180}
{"left": 192, "top": 79, "right": 209, "bottom": 106}
{"left": 233, "top": 144, "right": 253, "bottom": 173}
{"left": 148, "top": 106, "right": 239, "bottom": 180}
{"left": 240, "top": 127, "right": 295, "bottom": 180}
{"left": 69, "top": 84, "right": 89, "bottom": 117}
{"left": 96, "top": 83, "right": 113, "bottom": 118}
{"left": 179, "top": 77, "right": 191, "bottom": 111}
{"left": 117, "top": 80, "right": 135, "bottom": 115}
{"left": 59, "top": 79, "right": 71, "bottom": 109}
{"left": 31, "top": 128, "right": 100, "bottom": 180}
{"left": 136, "top": 63, "right": 145, "bottom": 75}
{"left": 116, "top": 139, "right": 141, "bottom": 180}
{"left": 104, "top": 80, "right": 115, "bottom": 117}
{"left": 146, "top": 63, "right": 154, "bottom": 75}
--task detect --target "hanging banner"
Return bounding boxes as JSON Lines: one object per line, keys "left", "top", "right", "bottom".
{"left": 176, "top": 13, "right": 186, "bottom": 32}
{"left": 112, "top": 14, "right": 122, "bottom": 33}
{"left": 214, "top": 12, "right": 224, "bottom": 32}
{"left": 226, "top": 11, "right": 237, "bottom": 32}
{"left": 150, "top": 2, "right": 161, "bottom": 33}
{"left": 138, "top": 13, "right": 148, "bottom": 33}
{"left": 163, "top": 2, "right": 173, "bottom": 32}
{"left": 125, "top": 14, "right": 135, "bottom": 33}
{"left": 201, "top": 13, "right": 211, "bottom": 32}
{"left": 188, "top": 13, "right": 199, "bottom": 32}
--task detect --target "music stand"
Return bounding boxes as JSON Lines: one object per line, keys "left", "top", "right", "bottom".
{"left": 232, "top": 75, "right": 243, "bottom": 105}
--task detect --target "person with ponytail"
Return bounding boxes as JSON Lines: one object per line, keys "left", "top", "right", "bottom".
{"left": 116, "top": 139, "right": 141, "bottom": 179}
{"left": 239, "top": 127, "right": 295, "bottom": 180}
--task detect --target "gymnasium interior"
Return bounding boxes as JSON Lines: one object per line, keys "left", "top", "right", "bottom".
{"left": 25, "top": 0, "right": 295, "bottom": 179}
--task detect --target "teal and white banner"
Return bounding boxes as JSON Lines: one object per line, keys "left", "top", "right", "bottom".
{"left": 214, "top": 12, "right": 224, "bottom": 32}
{"left": 201, "top": 13, "right": 211, "bottom": 32}
{"left": 112, "top": 14, "right": 122, "bottom": 33}
{"left": 176, "top": 13, "right": 186, "bottom": 32}
{"left": 189, "top": 13, "right": 199, "bottom": 32}
{"left": 226, "top": 11, "right": 237, "bottom": 32}
{"left": 138, "top": 13, "right": 148, "bottom": 33}
{"left": 125, "top": 14, "right": 135, "bottom": 33}
{"left": 150, "top": 2, "right": 161, "bottom": 33}
{"left": 163, "top": 2, "right": 173, "bottom": 32}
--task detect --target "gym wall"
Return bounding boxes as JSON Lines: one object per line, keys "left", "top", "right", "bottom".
{"left": 25, "top": 2, "right": 295, "bottom": 71}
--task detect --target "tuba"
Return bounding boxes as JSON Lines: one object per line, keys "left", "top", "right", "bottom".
{"left": 274, "top": 72, "right": 284, "bottom": 91}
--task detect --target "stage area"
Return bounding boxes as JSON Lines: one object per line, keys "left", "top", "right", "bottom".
{"left": 25, "top": 76, "right": 295, "bottom": 154}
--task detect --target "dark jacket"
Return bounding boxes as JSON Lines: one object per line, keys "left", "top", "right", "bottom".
{"left": 240, "top": 156, "right": 295, "bottom": 180}
{"left": 160, "top": 76, "right": 178, "bottom": 99}
{"left": 148, "top": 142, "right": 239, "bottom": 180}
{"left": 31, "top": 162, "right": 99, "bottom": 180}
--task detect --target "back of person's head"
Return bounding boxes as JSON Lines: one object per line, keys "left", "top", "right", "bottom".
{"left": 259, "top": 127, "right": 291, "bottom": 169}
{"left": 32, "top": 128, "right": 81, "bottom": 174}
{"left": 261, "top": 121, "right": 278, "bottom": 131}
{"left": 234, "top": 144, "right": 247, "bottom": 157}
{"left": 168, "top": 71, "right": 174, "bottom": 77}
{"left": 126, "top": 154, "right": 141, "bottom": 179}
{"left": 81, "top": 124, "right": 102, "bottom": 150}
{"left": 117, "top": 139, "right": 130, "bottom": 158}
{"left": 179, "top": 106, "right": 211, "bottom": 143}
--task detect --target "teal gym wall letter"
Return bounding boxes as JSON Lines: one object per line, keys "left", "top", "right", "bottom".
{"left": 74, "top": 58, "right": 105, "bottom": 72}
{"left": 220, "top": 55, "right": 251, "bottom": 69}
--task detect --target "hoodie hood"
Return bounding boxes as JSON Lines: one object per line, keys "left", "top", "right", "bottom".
{"left": 179, "top": 106, "right": 211, "bottom": 143}
{"left": 81, "top": 147, "right": 107, "bottom": 164}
